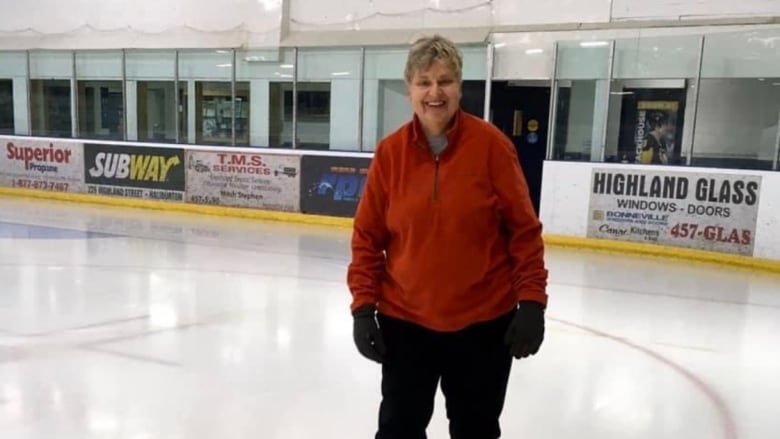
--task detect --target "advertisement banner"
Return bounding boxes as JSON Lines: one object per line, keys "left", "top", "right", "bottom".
{"left": 185, "top": 151, "right": 300, "bottom": 211}
{"left": 300, "top": 155, "right": 371, "bottom": 217}
{"left": 84, "top": 143, "right": 185, "bottom": 201}
{"left": 587, "top": 168, "right": 762, "bottom": 256}
{"left": 0, "top": 137, "right": 86, "bottom": 192}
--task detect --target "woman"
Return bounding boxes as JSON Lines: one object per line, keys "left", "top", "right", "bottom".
{"left": 347, "top": 34, "right": 548, "bottom": 439}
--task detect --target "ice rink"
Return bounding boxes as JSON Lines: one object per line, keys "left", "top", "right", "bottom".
{"left": 0, "top": 195, "right": 778, "bottom": 439}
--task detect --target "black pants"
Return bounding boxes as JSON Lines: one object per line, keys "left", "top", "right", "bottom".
{"left": 375, "top": 311, "right": 514, "bottom": 439}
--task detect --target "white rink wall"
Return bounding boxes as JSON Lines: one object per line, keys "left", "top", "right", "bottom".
{"left": 2, "top": 133, "right": 778, "bottom": 263}
{"left": 540, "top": 161, "right": 780, "bottom": 261}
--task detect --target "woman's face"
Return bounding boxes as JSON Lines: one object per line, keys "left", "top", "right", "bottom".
{"left": 406, "top": 60, "right": 462, "bottom": 136}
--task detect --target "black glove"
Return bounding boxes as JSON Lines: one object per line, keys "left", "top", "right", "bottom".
{"left": 504, "top": 300, "right": 545, "bottom": 359}
{"left": 352, "top": 304, "right": 386, "bottom": 363}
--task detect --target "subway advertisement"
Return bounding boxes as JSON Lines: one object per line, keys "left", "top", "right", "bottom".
{"left": 84, "top": 143, "right": 185, "bottom": 201}
{"left": 185, "top": 151, "right": 300, "bottom": 211}
{"left": 0, "top": 138, "right": 86, "bottom": 193}
{"left": 587, "top": 168, "right": 762, "bottom": 255}
{"left": 300, "top": 155, "right": 371, "bottom": 217}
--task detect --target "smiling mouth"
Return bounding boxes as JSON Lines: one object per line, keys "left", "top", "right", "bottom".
{"left": 426, "top": 101, "right": 446, "bottom": 108}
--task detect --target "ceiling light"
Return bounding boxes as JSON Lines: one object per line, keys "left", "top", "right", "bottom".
{"left": 580, "top": 41, "right": 609, "bottom": 48}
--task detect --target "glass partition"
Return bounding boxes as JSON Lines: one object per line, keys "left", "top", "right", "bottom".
{"left": 29, "top": 51, "right": 73, "bottom": 138}
{"left": 693, "top": 29, "right": 780, "bottom": 170}
{"left": 75, "top": 51, "right": 124, "bottom": 140}
{"left": 236, "top": 48, "right": 295, "bottom": 148}
{"left": 0, "top": 52, "right": 26, "bottom": 135}
{"left": 551, "top": 40, "right": 612, "bottom": 162}
{"left": 297, "top": 48, "right": 361, "bottom": 150}
{"left": 126, "top": 50, "right": 178, "bottom": 143}
{"left": 606, "top": 34, "right": 701, "bottom": 165}
{"left": 179, "top": 50, "right": 234, "bottom": 146}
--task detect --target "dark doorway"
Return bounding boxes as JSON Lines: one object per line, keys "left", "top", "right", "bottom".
{"left": 0, "top": 79, "right": 13, "bottom": 134}
{"left": 460, "top": 80, "right": 486, "bottom": 119}
{"left": 490, "top": 81, "right": 550, "bottom": 216}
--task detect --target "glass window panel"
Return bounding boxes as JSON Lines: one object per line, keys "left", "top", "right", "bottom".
{"left": 364, "top": 48, "right": 406, "bottom": 81}
{"left": 492, "top": 33, "right": 556, "bottom": 80}
{"left": 0, "top": 52, "right": 27, "bottom": 78}
{"left": 136, "top": 81, "right": 177, "bottom": 142}
{"left": 461, "top": 46, "right": 488, "bottom": 80}
{"left": 552, "top": 41, "right": 611, "bottom": 161}
{"left": 30, "top": 79, "right": 72, "bottom": 138}
{"left": 179, "top": 50, "right": 233, "bottom": 81}
{"left": 298, "top": 48, "right": 360, "bottom": 150}
{"left": 77, "top": 80, "right": 124, "bottom": 140}
{"left": 701, "top": 29, "right": 780, "bottom": 79}
{"left": 1, "top": 52, "right": 29, "bottom": 135}
{"left": 269, "top": 82, "right": 293, "bottom": 148}
{"left": 691, "top": 78, "right": 780, "bottom": 170}
{"left": 363, "top": 45, "right": 486, "bottom": 81}
{"left": 180, "top": 50, "right": 233, "bottom": 145}
{"left": 126, "top": 51, "right": 176, "bottom": 80}
{"left": 75, "top": 51, "right": 122, "bottom": 80}
{"left": 127, "top": 51, "right": 177, "bottom": 143}
{"left": 237, "top": 49, "right": 294, "bottom": 147}
{"left": 552, "top": 80, "right": 608, "bottom": 161}
{"left": 237, "top": 49, "right": 294, "bottom": 80}
{"left": 298, "top": 49, "right": 361, "bottom": 81}
{"left": 75, "top": 52, "right": 124, "bottom": 140}
{"left": 691, "top": 29, "right": 780, "bottom": 170}
{"left": 604, "top": 35, "right": 700, "bottom": 165}
{"left": 195, "top": 81, "right": 250, "bottom": 146}
{"left": 30, "top": 51, "right": 72, "bottom": 79}
{"left": 613, "top": 35, "right": 701, "bottom": 79}
{"left": 556, "top": 41, "right": 611, "bottom": 80}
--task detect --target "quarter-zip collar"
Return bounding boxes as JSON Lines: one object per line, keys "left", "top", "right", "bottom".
{"left": 411, "top": 108, "right": 464, "bottom": 155}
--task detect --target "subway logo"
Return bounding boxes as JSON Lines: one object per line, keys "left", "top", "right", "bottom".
{"left": 84, "top": 144, "right": 185, "bottom": 190}
{"left": 88, "top": 152, "right": 180, "bottom": 182}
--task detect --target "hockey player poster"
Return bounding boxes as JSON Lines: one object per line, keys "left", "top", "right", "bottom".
{"left": 617, "top": 88, "right": 686, "bottom": 165}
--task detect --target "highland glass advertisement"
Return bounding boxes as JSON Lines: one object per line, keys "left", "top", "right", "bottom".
{"left": 587, "top": 168, "right": 761, "bottom": 256}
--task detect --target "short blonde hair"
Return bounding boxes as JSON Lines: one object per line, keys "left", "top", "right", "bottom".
{"left": 404, "top": 34, "right": 463, "bottom": 83}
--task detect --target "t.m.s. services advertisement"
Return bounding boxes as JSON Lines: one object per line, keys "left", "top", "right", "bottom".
{"left": 84, "top": 143, "right": 185, "bottom": 201}
{"left": 185, "top": 151, "right": 300, "bottom": 211}
{"left": 587, "top": 168, "right": 761, "bottom": 256}
{"left": 0, "top": 137, "right": 86, "bottom": 192}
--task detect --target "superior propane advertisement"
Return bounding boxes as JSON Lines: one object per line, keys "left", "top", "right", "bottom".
{"left": 1, "top": 138, "right": 86, "bottom": 193}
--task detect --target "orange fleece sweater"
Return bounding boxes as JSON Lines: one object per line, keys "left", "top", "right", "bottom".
{"left": 347, "top": 110, "right": 548, "bottom": 332}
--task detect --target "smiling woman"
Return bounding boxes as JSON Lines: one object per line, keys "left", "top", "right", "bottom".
{"left": 347, "top": 34, "right": 549, "bottom": 439}
{"left": 404, "top": 37, "right": 463, "bottom": 138}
